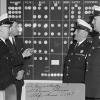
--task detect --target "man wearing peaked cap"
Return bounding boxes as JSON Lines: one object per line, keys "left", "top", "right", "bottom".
{"left": 0, "top": 13, "right": 12, "bottom": 26}
{"left": 0, "top": 13, "right": 17, "bottom": 100}
{"left": 63, "top": 19, "right": 92, "bottom": 83}
{"left": 85, "top": 5, "right": 100, "bottom": 100}
{"left": 92, "top": 5, "right": 100, "bottom": 17}
{"left": 76, "top": 19, "right": 92, "bottom": 32}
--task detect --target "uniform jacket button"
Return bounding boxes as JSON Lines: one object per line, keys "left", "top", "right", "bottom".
{"left": 86, "top": 69, "right": 88, "bottom": 71}
{"left": 88, "top": 54, "right": 91, "bottom": 56}
{"left": 71, "top": 53, "right": 73, "bottom": 55}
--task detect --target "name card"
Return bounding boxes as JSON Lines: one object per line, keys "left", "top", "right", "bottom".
{"left": 25, "top": 83, "right": 85, "bottom": 100}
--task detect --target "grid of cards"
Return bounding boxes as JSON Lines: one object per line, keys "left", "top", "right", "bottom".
{"left": 7, "top": 0, "right": 99, "bottom": 80}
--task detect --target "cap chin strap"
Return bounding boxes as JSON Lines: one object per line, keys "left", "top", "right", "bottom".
{"left": 76, "top": 25, "right": 90, "bottom": 32}
{"left": 94, "top": 10, "right": 100, "bottom": 17}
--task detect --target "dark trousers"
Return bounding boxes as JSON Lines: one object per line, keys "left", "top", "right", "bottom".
{"left": 15, "top": 79, "right": 23, "bottom": 100}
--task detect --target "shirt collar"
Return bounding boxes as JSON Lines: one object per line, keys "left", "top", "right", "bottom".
{"left": 0, "top": 37, "right": 6, "bottom": 44}
{"left": 78, "top": 39, "right": 86, "bottom": 46}
{"left": 9, "top": 36, "right": 15, "bottom": 44}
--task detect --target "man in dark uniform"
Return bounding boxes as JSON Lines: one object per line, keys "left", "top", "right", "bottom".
{"left": 85, "top": 5, "right": 100, "bottom": 100}
{"left": 6, "top": 19, "right": 34, "bottom": 100}
{"left": 0, "top": 13, "right": 14, "bottom": 90}
{"left": 63, "top": 19, "right": 92, "bottom": 83}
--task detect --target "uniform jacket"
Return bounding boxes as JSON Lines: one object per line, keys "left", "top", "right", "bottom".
{"left": 85, "top": 34, "right": 100, "bottom": 98}
{"left": 6, "top": 36, "right": 25, "bottom": 86}
{"left": 63, "top": 39, "right": 91, "bottom": 83}
{"left": 0, "top": 39, "right": 14, "bottom": 90}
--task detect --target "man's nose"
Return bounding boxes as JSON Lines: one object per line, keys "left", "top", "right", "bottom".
{"left": 74, "top": 30, "right": 77, "bottom": 35}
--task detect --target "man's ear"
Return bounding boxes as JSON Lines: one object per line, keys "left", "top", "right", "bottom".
{"left": 9, "top": 27, "right": 12, "bottom": 32}
{"left": 84, "top": 31, "right": 88, "bottom": 37}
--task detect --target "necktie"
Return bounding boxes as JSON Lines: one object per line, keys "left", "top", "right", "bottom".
{"left": 5, "top": 39, "right": 11, "bottom": 51}
{"left": 74, "top": 43, "right": 79, "bottom": 49}
{"left": 12, "top": 37, "right": 17, "bottom": 55}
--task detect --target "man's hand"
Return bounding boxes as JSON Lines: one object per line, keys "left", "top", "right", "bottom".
{"left": 22, "top": 48, "right": 34, "bottom": 58}
{"left": 30, "top": 48, "right": 34, "bottom": 54}
{"left": 16, "top": 70, "right": 24, "bottom": 80}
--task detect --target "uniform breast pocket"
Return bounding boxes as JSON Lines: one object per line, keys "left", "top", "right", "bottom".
{"left": 92, "top": 48, "right": 100, "bottom": 65}
{"left": 74, "top": 53, "right": 86, "bottom": 67}
{"left": 1, "top": 54, "right": 12, "bottom": 65}
{"left": 2, "top": 55, "right": 8, "bottom": 60}
{"left": 96, "top": 47, "right": 100, "bottom": 52}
